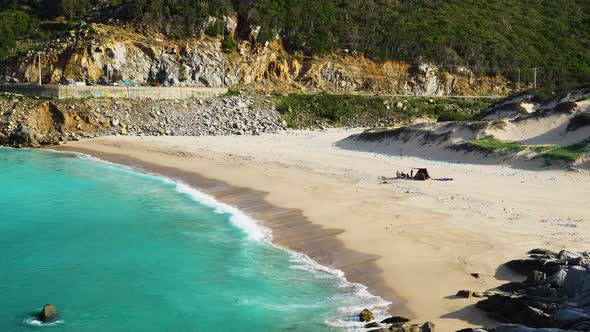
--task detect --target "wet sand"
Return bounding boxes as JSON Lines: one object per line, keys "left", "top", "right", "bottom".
{"left": 57, "top": 129, "right": 590, "bottom": 331}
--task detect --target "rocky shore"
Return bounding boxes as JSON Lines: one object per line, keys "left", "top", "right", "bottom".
{"left": 353, "top": 249, "right": 590, "bottom": 332}
{"left": 0, "top": 93, "right": 286, "bottom": 147}
{"left": 469, "top": 249, "right": 590, "bottom": 331}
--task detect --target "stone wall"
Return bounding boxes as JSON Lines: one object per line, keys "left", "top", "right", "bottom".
{"left": 0, "top": 84, "right": 59, "bottom": 98}
{"left": 0, "top": 84, "right": 227, "bottom": 100}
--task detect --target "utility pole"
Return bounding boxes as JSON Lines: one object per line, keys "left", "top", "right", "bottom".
{"left": 533, "top": 67, "right": 537, "bottom": 89}
{"left": 222, "top": 57, "right": 226, "bottom": 87}
{"left": 332, "top": 57, "right": 337, "bottom": 93}
{"left": 37, "top": 52, "right": 42, "bottom": 86}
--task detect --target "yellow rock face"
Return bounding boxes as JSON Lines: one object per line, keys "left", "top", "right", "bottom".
{"left": 8, "top": 23, "right": 511, "bottom": 96}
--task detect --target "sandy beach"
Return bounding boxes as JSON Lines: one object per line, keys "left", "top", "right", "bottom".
{"left": 58, "top": 129, "right": 590, "bottom": 331}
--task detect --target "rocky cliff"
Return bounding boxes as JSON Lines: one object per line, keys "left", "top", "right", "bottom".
{"left": 0, "top": 24, "right": 511, "bottom": 96}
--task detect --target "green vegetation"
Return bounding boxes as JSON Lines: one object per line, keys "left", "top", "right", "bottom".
{"left": 0, "top": 0, "right": 588, "bottom": 89}
{"left": 460, "top": 136, "right": 588, "bottom": 163}
{"left": 275, "top": 93, "right": 390, "bottom": 128}
{"left": 538, "top": 139, "right": 590, "bottom": 163}
{"left": 0, "top": 9, "right": 41, "bottom": 57}
{"left": 274, "top": 94, "right": 492, "bottom": 128}
{"left": 467, "top": 136, "right": 526, "bottom": 154}
{"left": 221, "top": 34, "right": 238, "bottom": 53}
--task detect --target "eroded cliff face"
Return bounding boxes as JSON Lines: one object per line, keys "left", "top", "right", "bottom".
{"left": 0, "top": 24, "right": 511, "bottom": 96}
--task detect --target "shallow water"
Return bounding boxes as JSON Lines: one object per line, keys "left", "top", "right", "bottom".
{"left": 0, "top": 148, "right": 386, "bottom": 331}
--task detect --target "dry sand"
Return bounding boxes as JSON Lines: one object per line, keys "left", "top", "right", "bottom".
{"left": 58, "top": 129, "right": 590, "bottom": 331}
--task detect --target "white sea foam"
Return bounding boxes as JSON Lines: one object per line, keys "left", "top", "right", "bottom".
{"left": 22, "top": 316, "right": 64, "bottom": 327}
{"left": 173, "top": 180, "right": 392, "bottom": 330}
{"left": 174, "top": 183, "right": 271, "bottom": 242}
{"left": 54, "top": 149, "right": 393, "bottom": 330}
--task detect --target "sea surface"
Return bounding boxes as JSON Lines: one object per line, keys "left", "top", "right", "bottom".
{"left": 0, "top": 148, "right": 387, "bottom": 331}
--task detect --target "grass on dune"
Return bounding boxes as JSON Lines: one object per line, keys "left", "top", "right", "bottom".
{"left": 468, "top": 137, "right": 589, "bottom": 163}
{"left": 468, "top": 136, "right": 526, "bottom": 153}
{"left": 538, "top": 140, "right": 590, "bottom": 162}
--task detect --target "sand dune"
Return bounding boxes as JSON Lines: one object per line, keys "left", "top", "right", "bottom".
{"left": 340, "top": 92, "right": 590, "bottom": 170}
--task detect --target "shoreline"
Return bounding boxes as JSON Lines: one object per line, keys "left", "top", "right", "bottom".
{"left": 53, "top": 145, "right": 405, "bottom": 316}
{"left": 54, "top": 130, "right": 589, "bottom": 330}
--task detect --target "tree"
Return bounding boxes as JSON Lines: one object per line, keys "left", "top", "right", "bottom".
{"left": 59, "top": 0, "right": 86, "bottom": 19}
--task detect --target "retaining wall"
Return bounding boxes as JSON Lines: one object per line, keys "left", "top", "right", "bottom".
{"left": 0, "top": 84, "right": 227, "bottom": 100}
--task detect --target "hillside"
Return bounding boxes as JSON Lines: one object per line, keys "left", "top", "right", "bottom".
{"left": 0, "top": 0, "right": 589, "bottom": 90}
{"left": 0, "top": 22, "right": 511, "bottom": 95}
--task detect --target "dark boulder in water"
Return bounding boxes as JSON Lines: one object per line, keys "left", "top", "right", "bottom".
{"left": 359, "top": 308, "right": 374, "bottom": 322}
{"left": 37, "top": 304, "right": 59, "bottom": 323}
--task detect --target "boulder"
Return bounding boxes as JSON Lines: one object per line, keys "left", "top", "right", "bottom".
{"left": 577, "top": 273, "right": 590, "bottom": 306}
{"left": 558, "top": 250, "right": 580, "bottom": 260}
{"left": 528, "top": 249, "right": 558, "bottom": 256}
{"left": 8, "top": 125, "right": 40, "bottom": 148}
{"left": 562, "top": 266, "right": 587, "bottom": 297}
{"left": 548, "top": 270, "right": 567, "bottom": 288}
{"left": 527, "top": 271, "right": 547, "bottom": 283}
{"left": 457, "top": 290, "right": 474, "bottom": 298}
{"left": 553, "top": 308, "right": 590, "bottom": 323}
{"left": 506, "top": 259, "right": 547, "bottom": 275}
{"left": 567, "top": 256, "right": 585, "bottom": 267}
{"left": 381, "top": 316, "right": 411, "bottom": 324}
{"left": 506, "top": 258, "right": 566, "bottom": 276}
{"left": 37, "top": 304, "right": 58, "bottom": 323}
{"left": 365, "top": 322, "right": 382, "bottom": 328}
{"left": 359, "top": 308, "right": 375, "bottom": 322}
{"left": 379, "top": 322, "right": 434, "bottom": 332}
{"left": 476, "top": 295, "right": 552, "bottom": 327}
{"left": 422, "top": 321, "right": 435, "bottom": 332}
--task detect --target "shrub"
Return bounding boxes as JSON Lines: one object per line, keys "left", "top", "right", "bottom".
{"left": 567, "top": 113, "right": 590, "bottom": 132}
{"left": 221, "top": 34, "right": 238, "bottom": 53}
{"left": 554, "top": 101, "right": 578, "bottom": 113}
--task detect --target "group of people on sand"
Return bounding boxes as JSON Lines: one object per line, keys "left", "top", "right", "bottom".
{"left": 396, "top": 170, "right": 415, "bottom": 179}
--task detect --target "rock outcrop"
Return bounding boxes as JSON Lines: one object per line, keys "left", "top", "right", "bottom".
{"left": 356, "top": 308, "right": 435, "bottom": 332}
{"left": 0, "top": 23, "right": 511, "bottom": 96}
{"left": 368, "top": 321, "right": 436, "bottom": 332}
{"left": 457, "top": 249, "right": 590, "bottom": 331}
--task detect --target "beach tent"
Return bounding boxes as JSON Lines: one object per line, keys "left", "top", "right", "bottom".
{"left": 413, "top": 168, "right": 431, "bottom": 181}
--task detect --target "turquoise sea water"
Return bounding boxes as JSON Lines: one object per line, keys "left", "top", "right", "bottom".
{"left": 0, "top": 148, "right": 387, "bottom": 331}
